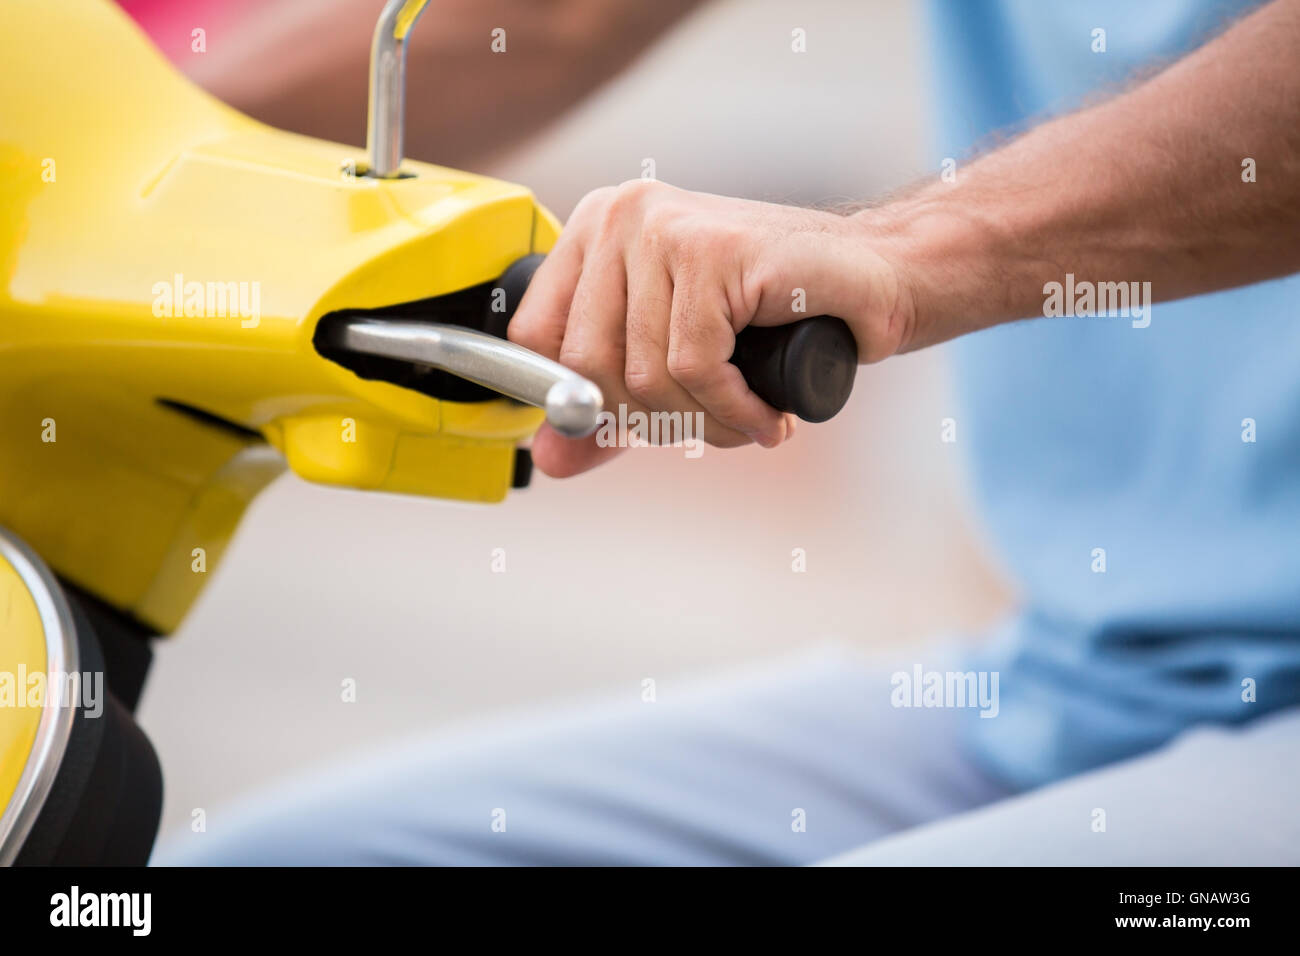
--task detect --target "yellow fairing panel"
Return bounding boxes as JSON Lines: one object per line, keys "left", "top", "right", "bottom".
{"left": 1, "top": 0, "right": 561, "bottom": 632}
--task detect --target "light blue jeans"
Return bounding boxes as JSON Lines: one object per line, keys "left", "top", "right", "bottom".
{"left": 153, "top": 645, "right": 1300, "bottom": 865}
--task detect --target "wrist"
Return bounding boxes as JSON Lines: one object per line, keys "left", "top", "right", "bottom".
{"left": 828, "top": 211, "right": 920, "bottom": 362}
{"left": 851, "top": 192, "right": 1029, "bottom": 354}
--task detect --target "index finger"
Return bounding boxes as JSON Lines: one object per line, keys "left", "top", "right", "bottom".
{"left": 507, "top": 187, "right": 614, "bottom": 360}
{"left": 507, "top": 232, "right": 585, "bottom": 361}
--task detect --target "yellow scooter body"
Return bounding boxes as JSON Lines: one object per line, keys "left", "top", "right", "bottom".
{"left": 0, "top": 0, "right": 559, "bottom": 638}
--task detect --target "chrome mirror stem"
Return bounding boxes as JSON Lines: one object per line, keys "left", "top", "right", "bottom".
{"left": 366, "top": 0, "right": 432, "bottom": 178}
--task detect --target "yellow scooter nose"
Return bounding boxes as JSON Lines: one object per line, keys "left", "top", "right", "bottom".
{"left": 1, "top": 0, "right": 565, "bottom": 635}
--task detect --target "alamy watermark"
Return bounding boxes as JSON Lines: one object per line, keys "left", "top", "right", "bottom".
{"left": 50, "top": 886, "right": 150, "bottom": 936}
{"left": 890, "top": 665, "right": 1000, "bottom": 718}
{"left": 595, "top": 404, "right": 705, "bottom": 458}
{"left": 1043, "top": 273, "right": 1151, "bottom": 328}
{"left": 152, "top": 273, "right": 261, "bottom": 328}
{"left": 0, "top": 667, "right": 104, "bottom": 718}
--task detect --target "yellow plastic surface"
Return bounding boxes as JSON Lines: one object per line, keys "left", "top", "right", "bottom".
{"left": 0, "top": 0, "right": 561, "bottom": 632}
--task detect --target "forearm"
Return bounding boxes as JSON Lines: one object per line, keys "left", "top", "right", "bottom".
{"left": 862, "top": 0, "right": 1300, "bottom": 353}
{"left": 190, "top": 0, "right": 702, "bottom": 169}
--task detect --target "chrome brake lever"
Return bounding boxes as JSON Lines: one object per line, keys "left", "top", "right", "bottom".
{"left": 327, "top": 318, "right": 604, "bottom": 438}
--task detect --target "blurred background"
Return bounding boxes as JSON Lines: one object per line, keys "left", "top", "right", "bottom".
{"left": 133, "top": 0, "right": 1014, "bottom": 838}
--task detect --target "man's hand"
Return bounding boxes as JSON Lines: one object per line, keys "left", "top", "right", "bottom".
{"left": 509, "top": 180, "right": 912, "bottom": 477}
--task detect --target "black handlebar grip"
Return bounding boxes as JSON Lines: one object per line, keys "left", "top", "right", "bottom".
{"left": 495, "top": 254, "right": 858, "bottom": 423}
{"left": 727, "top": 315, "right": 858, "bottom": 423}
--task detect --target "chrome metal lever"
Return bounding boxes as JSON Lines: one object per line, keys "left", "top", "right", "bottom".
{"left": 366, "top": 0, "right": 432, "bottom": 178}
{"left": 331, "top": 318, "right": 604, "bottom": 438}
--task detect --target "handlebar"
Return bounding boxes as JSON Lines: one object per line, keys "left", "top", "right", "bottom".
{"left": 317, "top": 254, "right": 859, "bottom": 438}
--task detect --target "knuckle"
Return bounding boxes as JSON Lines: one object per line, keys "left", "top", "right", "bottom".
{"left": 602, "top": 179, "right": 664, "bottom": 227}
{"left": 624, "top": 363, "right": 667, "bottom": 405}
{"left": 558, "top": 343, "right": 602, "bottom": 380}
{"left": 567, "top": 187, "right": 617, "bottom": 235}
{"left": 615, "top": 177, "right": 662, "bottom": 199}
{"left": 609, "top": 179, "right": 649, "bottom": 212}
{"left": 574, "top": 185, "right": 617, "bottom": 218}
{"left": 640, "top": 205, "right": 676, "bottom": 253}
{"left": 665, "top": 346, "right": 710, "bottom": 389}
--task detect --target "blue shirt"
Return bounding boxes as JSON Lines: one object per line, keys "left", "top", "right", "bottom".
{"left": 926, "top": 0, "right": 1300, "bottom": 788}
